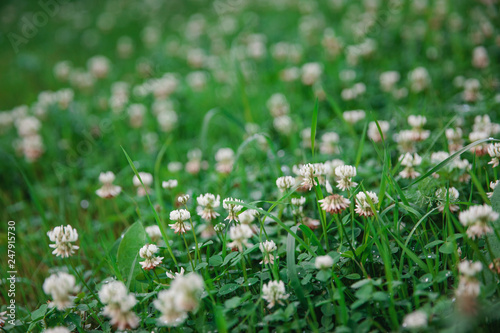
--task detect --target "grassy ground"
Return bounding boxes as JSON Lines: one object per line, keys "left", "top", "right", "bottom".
{"left": 1, "top": 0, "right": 500, "bottom": 332}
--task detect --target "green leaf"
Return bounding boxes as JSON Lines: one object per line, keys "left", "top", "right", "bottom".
{"left": 224, "top": 296, "right": 242, "bottom": 309}
{"left": 209, "top": 255, "right": 223, "bottom": 267}
{"left": 31, "top": 304, "right": 47, "bottom": 321}
{"left": 424, "top": 240, "right": 444, "bottom": 249}
{"left": 223, "top": 252, "right": 239, "bottom": 266}
{"left": 439, "top": 242, "right": 455, "bottom": 254}
{"left": 345, "top": 273, "right": 361, "bottom": 280}
{"left": 196, "top": 262, "right": 208, "bottom": 270}
{"left": 201, "top": 240, "right": 214, "bottom": 248}
{"left": 218, "top": 283, "right": 239, "bottom": 295}
{"left": 117, "top": 221, "right": 146, "bottom": 290}
{"left": 316, "top": 270, "right": 330, "bottom": 282}
{"left": 351, "top": 279, "right": 372, "bottom": 289}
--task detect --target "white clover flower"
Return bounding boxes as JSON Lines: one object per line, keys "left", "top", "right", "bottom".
{"left": 472, "top": 45, "right": 489, "bottom": 69}
{"left": 408, "top": 67, "right": 431, "bottom": 93}
{"left": 139, "top": 244, "right": 163, "bottom": 270}
{"left": 127, "top": 103, "right": 146, "bottom": 128}
{"left": 276, "top": 176, "right": 296, "bottom": 192}
{"left": 215, "top": 148, "right": 234, "bottom": 174}
{"left": 456, "top": 260, "right": 483, "bottom": 306}
{"left": 446, "top": 127, "right": 463, "bottom": 152}
{"left": 488, "top": 180, "right": 499, "bottom": 198}
{"left": 228, "top": 224, "right": 253, "bottom": 251}
{"left": 47, "top": 225, "right": 79, "bottom": 258}
{"left": 408, "top": 115, "right": 427, "bottom": 128}
{"left": 87, "top": 55, "right": 110, "bottom": 79}
{"left": 262, "top": 280, "right": 289, "bottom": 308}
{"left": 259, "top": 240, "right": 277, "bottom": 264}
{"left": 166, "top": 267, "right": 185, "bottom": 280}
{"left": 435, "top": 187, "right": 460, "bottom": 212}
{"left": 43, "top": 272, "right": 78, "bottom": 310}
{"left": 99, "top": 281, "right": 139, "bottom": 330}
{"left": 459, "top": 261, "right": 483, "bottom": 277}
{"left": 171, "top": 273, "right": 205, "bottom": 311}
{"left": 320, "top": 132, "right": 340, "bottom": 155}
{"left": 162, "top": 179, "right": 178, "bottom": 189}
{"left": 315, "top": 255, "right": 334, "bottom": 270}
{"left": 335, "top": 165, "right": 357, "bottom": 191}
{"left": 145, "top": 225, "right": 162, "bottom": 243}
{"left": 96, "top": 171, "right": 122, "bottom": 199}
{"left": 154, "top": 273, "right": 203, "bottom": 326}
{"left": 154, "top": 289, "right": 188, "bottom": 326}
{"left": 15, "top": 116, "right": 41, "bottom": 137}
{"left": 273, "top": 115, "right": 294, "bottom": 135}
{"left": 133, "top": 172, "right": 153, "bottom": 197}
{"left": 45, "top": 327, "right": 71, "bottom": 333}
{"left": 402, "top": 310, "right": 428, "bottom": 329}
{"left": 169, "top": 209, "right": 191, "bottom": 234}
{"left": 355, "top": 191, "right": 379, "bottom": 217}
{"left": 291, "top": 197, "right": 306, "bottom": 206}
{"left": 399, "top": 153, "right": 422, "bottom": 179}
{"left": 266, "top": 93, "right": 290, "bottom": 117}
{"left": 343, "top": 110, "right": 366, "bottom": 124}
{"left": 223, "top": 198, "right": 244, "bottom": 222}
{"left": 239, "top": 209, "right": 257, "bottom": 225}
{"left": 459, "top": 204, "right": 499, "bottom": 239}
{"left": 157, "top": 110, "right": 178, "bottom": 132}
{"left": 291, "top": 196, "right": 306, "bottom": 215}
{"left": 319, "top": 193, "right": 350, "bottom": 214}
{"left": 379, "top": 71, "right": 400, "bottom": 92}
{"left": 0, "top": 311, "right": 6, "bottom": 328}
{"left": 301, "top": 62, "right": 322, "bottom": 85}
{"left": 299, "top": 163, "right": 325, "bottom": 190}
{"left": 488, "top": 143, "right": 500, "bottom": 168}
{"left": 178, "top": 194, "right": 190, "bottom": 205}
{"left": 197, "top": 193, "right": 221, "bottom": 221}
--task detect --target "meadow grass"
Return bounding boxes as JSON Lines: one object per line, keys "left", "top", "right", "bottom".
{"left": 1, "top": 0, "right": 500, "bottom": 332}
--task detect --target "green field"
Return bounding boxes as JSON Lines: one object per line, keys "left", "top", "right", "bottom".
{"left": 1, "top": 0, "right": 500, "bottom": 332}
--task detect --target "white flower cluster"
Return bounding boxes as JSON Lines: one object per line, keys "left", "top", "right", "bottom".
{"left": 335, "top": 165, "right": 357, "bottom": 191}
{"left": 47, "top": 225, "right": 79, "bottom": 258}
{"left": 215, "top": 148, "right": 234, "bottom": 174}
{"left": 262, "top": 280, "right": 289, "bottom": 308}
{"left": 99, "top": 281, "right": 139, "bottom": 330}
{"left": 154, "top": 273, "right": 204, "bottom": 327}
{"left": 355, "top": 191, "right": 379, "bottom": 217}
{"left": 276, "top": 176, "right": 296, "bottom": 192}
{"left": 299, "top": 163, "right": 325, "bottom": 190}
{"left": 43, "top": 272, "right": 78, "bottom": 310}
{"left": 435, "top": 187, "right": 460, "bottom": 213}
{"left": 488, "top": 143, "right": 500, "bottom": 168}
{"left": 399, "top": 153, "right": 422, "bottom": 179}
{"left": 96, "top": 171, "right": 122, "bottom": 199}
{"left": 228, "top": 224, "right": 253, "bottom": 251}
{"left": 139, "top": 244, "right": 164, "bottom": 270}
{"left": 169, "top": 209, "right": 192, "bottom": 234}
{"left": 223, "top": 198, "right": 244, "bottom": 222}
{"left": 459, "top": 204, "right": 498, "bottom": 239}
{"left": 315, "top": 255, "right": 334, "bottom": 270}
{"left": 259, "top": 240, "right": 277, "bottom": 264}
{"left": 145, "top": 225, "right": 162, "bottom": 243}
